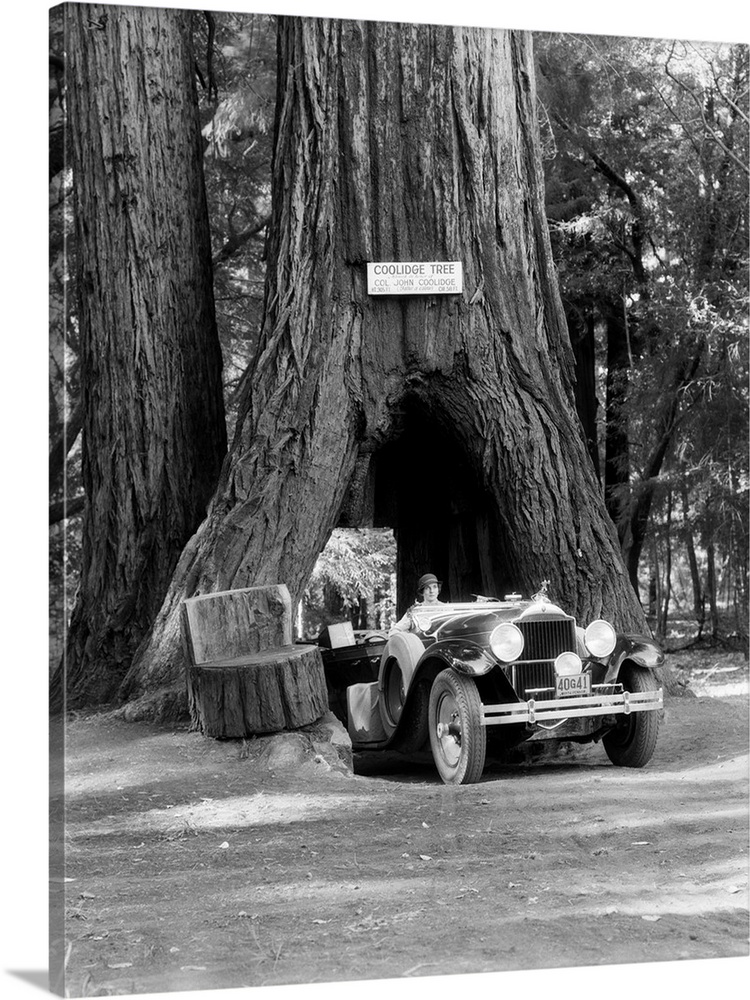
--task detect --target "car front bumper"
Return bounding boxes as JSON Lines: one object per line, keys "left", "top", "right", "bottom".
{"left": 482, "top": 688, "right": 663, "bottom": 726}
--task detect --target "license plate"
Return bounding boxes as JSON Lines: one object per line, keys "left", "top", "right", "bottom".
{"left": 555, "top": 673, "right": 591, "bottom": 698}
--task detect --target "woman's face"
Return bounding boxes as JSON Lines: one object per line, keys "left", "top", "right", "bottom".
{"left": 422, "top": 582, "right": 440, "bottom": 604}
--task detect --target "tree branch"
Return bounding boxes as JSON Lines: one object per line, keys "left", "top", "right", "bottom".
{"left": 664, "top": 49, "right": 750, "bottom": 178}
{"left": 690, "top": 41, "right": 750, "bottom": 128}
{"left": 551, "top": 111, "right": 647, "bottom": 285}
{"left": 49, "top": 401, "right": 83, "bottom": 489}
{"left": 205, "top": 11, "right": 218, "bottom": 104}
{"left": 50, "top": 494, "right": 85, "bottom": 526}
{"left": 624, "top": 334, "right": 707, "bottom": 581}
{"left": 709, "top": 64, "right": 749, "bottom": 127}
{"left": 212, "top": 213, "right": 270, "bottom": 268}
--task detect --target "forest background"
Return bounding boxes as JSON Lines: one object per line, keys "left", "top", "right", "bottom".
{"left": 48, "top": 1, "right": 748, "bottom": 659}
{"left": 2, "top": 2, "right": 748, "bottom": 1000}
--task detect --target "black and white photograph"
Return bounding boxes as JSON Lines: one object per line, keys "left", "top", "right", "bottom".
{"left": 6, "top": 0, "right": 750, "bottom": 998}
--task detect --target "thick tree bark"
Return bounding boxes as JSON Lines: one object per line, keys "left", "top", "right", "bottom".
{"left": 123, "top": 18, "right": 647, "bottom": 707}
{"left": 53, "top": 4, "right": 227, "bottom": 709}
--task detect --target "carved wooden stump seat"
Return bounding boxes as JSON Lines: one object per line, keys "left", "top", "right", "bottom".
{"left": 182, "top": 585, "right": 328, "bottom": 738}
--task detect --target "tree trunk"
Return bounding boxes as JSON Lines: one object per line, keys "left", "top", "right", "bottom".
{"left": 123, "top": 18, "right": 647, "bottom": 707}
{"left": 706, "top": 540, "right": 720, "bottom": 638}
{"left": 682, "top": 487, "right": 705, "bottom": 636}
{"left": 603, "top": 298, "right": 630, "bottom": 542}
{"left": 53, "top": 4, "right": 227, "bottom": 709}
{"left": 621, "top": 336, "right": 705, "bottom": 590}
{"left": 660, "top": 489, "right": 673, "bottom": 639}
{"left": 566, "top": 303, "right": 600, "bottom": 479}
{"left": 651, "top": 541, "right": 663, "bottom": 638}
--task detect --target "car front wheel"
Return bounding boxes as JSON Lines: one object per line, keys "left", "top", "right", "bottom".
{"left": 428, "top": 669, "right": 486, "bottom": 785}
{"left": 603, "top": 665, "right": 660, "bottom": 768}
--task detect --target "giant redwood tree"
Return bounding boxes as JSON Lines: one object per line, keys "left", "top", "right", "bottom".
{"left": 53, "top": 4, "right": 227, "bottom": 709}
{"left": 120, "top": 16, "right": 649, "bottom": 711}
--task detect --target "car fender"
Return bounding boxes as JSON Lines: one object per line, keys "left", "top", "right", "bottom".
{"left": 377, "top": 632, "right": 426, "bottom": 736}
{"left": 378, "top": 632, "right": 426, "bottom": 689}
{"left": 416, "top": 638, "right": 498, "bottom": 677}
{"left": 603, "top": 634, "right": 664, "bottom": 685}
{"left": 375, "top": 636, "right": 497, "bottom": 747}
{"left": 383, "top": 642, "right": 497, "bottom": 752}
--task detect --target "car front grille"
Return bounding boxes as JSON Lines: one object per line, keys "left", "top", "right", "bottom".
{"left": 511, "top": 617, "right": 577, "bottom": 700}
{"left": 518, "top": 617, "right": 577, "bottom": 660}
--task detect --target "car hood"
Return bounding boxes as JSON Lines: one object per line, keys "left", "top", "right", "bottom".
{"left": 413, "top": 600, "right": 572, "bottom": 642}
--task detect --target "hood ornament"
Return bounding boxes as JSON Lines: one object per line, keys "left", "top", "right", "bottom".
{"left": 532, "top": 579, "right": 550, "bottom": 603}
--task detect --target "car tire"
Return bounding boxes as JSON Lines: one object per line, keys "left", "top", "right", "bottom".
{"left": 428, "top": 669, "right": 486, "bottom": 785}
{"left": 392, "top": 679, "right": 430, "bottom": 754}
{"left": 603, "top": 665, "right": 660, "bottom": 768}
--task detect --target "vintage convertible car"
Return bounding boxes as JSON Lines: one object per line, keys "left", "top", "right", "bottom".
{"left": 338, "top": 585, "right": 664, "bottom": 784}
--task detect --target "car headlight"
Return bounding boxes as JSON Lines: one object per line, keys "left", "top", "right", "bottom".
{"left": 489, "top": 623, "right": 524, "bottom": 662}
{"left": 584, "top": 620, "right": 616, "bottom": 658}
{"left": 554, "top": 651, "right": 583, "bottom": 676}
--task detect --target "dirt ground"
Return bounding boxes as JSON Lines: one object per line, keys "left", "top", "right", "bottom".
{"left": 55, "top": 653, "right": 749, "bottom": 998}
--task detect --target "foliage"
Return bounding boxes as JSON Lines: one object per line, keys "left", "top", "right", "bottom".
{"left": 301, "top": 530, "right": 397, "bottom": 637}
{"left": 194, "top": 11, "right": 276, "bottom": 428}
{"left": 536, "top": 32, "right": 748, "bottom": 634}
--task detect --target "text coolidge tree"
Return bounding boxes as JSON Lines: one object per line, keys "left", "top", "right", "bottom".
{"left": 54, "top": 4, "right": 227, "bottom": 709}
{"left": 122, "top": 17, "right": 650, "bottom": 710}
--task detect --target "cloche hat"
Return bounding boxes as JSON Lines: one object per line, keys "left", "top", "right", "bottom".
{"left": 417, "top": 573, "right": 441, "bottom": 592}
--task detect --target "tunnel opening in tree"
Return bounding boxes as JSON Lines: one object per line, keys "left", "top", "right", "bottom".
{"left": 366, "top": 400, "right": 510, "bottom": 614}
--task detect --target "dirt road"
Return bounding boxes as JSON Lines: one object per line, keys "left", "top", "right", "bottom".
{"left": 56, "top": 691, "right": 748, "bottom": 997}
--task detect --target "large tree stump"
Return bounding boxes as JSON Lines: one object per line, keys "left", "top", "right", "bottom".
{"left": 187, "top": 647, "right": 329, "bottom": 737}
{"left": 182, "top": 585, "right": 328, "bottom": 737}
